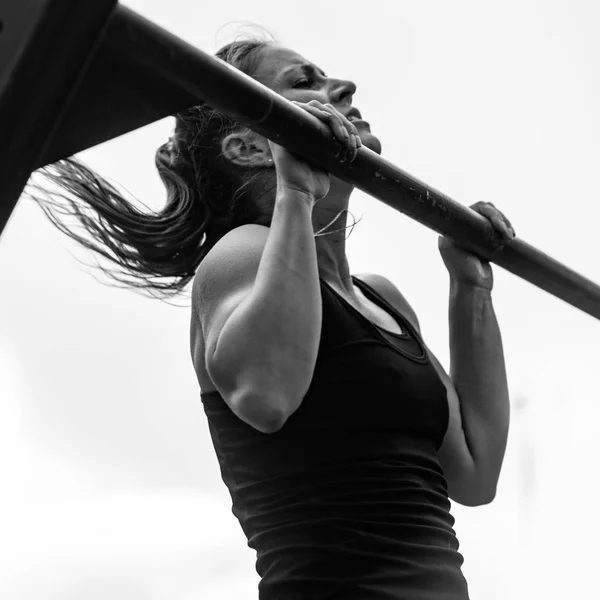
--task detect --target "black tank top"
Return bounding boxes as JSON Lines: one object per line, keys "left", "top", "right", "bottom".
{"left": 201, "top": 276, "right": 470, "bottom": 599}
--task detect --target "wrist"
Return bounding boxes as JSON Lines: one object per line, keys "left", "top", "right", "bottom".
{"left": 276, "top": 184, "right": 316, "bottom": 206}
{"left": 450, "top": 278, "right": 493, "bottom": 296}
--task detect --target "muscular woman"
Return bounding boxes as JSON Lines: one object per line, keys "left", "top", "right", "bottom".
{"left": 33, "top": 39, "right": 513, "bottom": 600}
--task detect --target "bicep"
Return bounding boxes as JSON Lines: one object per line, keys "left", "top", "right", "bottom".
{"left": 193, "top": 224, "right": 312, "bottom": 434}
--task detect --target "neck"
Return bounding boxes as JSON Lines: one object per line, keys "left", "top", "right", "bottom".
{"left": 312, "top": 178, "right": 356, "bottom": 298}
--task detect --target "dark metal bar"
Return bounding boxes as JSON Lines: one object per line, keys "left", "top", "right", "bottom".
{"left": 0, "top": 0, "right": 118, "bottom": 235}
{"left": 7, "top": 4, "right": 600, "bottom": 319}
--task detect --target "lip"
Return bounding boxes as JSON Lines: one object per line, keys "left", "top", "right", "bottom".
{"left": 346, "top": 108, "right": 362, "bottom": 121}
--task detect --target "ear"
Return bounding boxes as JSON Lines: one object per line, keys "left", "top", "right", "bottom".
{"left": 221, "top": 130, "right": 273, "bottom": 168}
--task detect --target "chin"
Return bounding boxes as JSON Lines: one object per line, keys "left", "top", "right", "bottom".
{"left": 360, "top": 131, "right": 382, "bottom": 155}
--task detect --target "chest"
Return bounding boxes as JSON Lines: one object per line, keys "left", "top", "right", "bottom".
{"left": 328, "top": 282, "right": 405, "bottom": 336}
{"left": 351, "top": 297, "right": 404, "bottom": 335}
{"left": 286, "top": 297, "right": 447, "bottom": 445}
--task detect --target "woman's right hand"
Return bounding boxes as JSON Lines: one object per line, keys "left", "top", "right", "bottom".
{"left": 268, "top": 101, "right": 362, "bottom": 204}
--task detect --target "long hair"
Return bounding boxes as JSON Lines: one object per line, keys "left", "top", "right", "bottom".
{"left": 26, "top": 37, "right": 274, "bottom": 304}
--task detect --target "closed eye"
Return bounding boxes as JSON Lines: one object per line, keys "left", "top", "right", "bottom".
{"left": 292, "top": 76, "right": 317, "bottom": 88}
{"left": 291, "top": 65, "right": 327, "bottom": 89}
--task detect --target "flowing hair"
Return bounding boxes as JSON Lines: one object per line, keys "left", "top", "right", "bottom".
{"left": 25, "top": 36, "right": 275, "bottom": 305}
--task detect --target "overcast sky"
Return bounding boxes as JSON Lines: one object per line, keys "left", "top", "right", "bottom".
{"left": 1, "top": 0, "right": 599, "bottom": 598}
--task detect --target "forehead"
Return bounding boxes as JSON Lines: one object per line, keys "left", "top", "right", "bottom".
{"left": 253, "top": 45, "right": 318, "bottom": 85}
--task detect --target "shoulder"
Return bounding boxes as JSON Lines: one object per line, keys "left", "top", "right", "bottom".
{"left": 353, "top": 272, "right": 421, "bottom": 333}
{"left": 193, "top": 225, "right": 269, "bottom": 293}
{"left": 192, "top": 224, "right": 269, "bottom": 321}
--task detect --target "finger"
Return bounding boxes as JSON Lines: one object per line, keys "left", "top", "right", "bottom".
{"left": 325, "top": 111, "right": 354, "bottom": 161}
{"left": 323, "top": 103, "right": 359, "bottom": 134}
{"left": 321, "top": 111, "right": 353, "bottom": 160}
{"left": 293, "top": 101, "right": 358, "bottom": 162}
{"left": 484, "top": 210, "right": 513, "bottom": 240}
{"left": 322, "top": 104, "right": 358, "bottom": 162}
{"left": 293, "top": 102, "right": 342, "bottom": 157}
{"left": 496, "top": 214, "right": 515, "bottom": 239}
{"left": 500, "top": 215, "right": 515, "bottom": 236}
{"left": 475, "top": 203, "right": 515, "bottom": 239}
{"left": 293, "top": 100, "right": 330, "bottom": 121}
{"left": 492, "top": 215, "right": 513, "bottom": 239}
{"left": 292, "top": 100, "right": 332, "bottom": 122}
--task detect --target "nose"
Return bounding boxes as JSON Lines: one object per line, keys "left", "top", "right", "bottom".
{"left": 330, "top": 78, "right": 357, "bottom": 104}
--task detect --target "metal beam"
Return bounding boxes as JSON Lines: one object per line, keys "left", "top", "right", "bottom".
{"left": 0, "top": 0, "right": 118, "bottom": 234}
{"left": 37, "top": 7, "right": 198, "bottom": 167}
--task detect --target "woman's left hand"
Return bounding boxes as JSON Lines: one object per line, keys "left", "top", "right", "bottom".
{"left": 438, "top": 201, "right": 515, "bottom": 291}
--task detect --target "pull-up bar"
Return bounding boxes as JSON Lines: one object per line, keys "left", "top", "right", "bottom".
{"left": 1, "top": 1, "right": 599, "bottom": 320}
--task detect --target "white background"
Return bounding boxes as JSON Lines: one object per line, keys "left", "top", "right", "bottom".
{"left": 1, "top": 0, "right": 599, "bottom": 598}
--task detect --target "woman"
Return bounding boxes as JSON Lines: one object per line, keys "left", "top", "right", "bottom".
{"left": 33, "top": 39, "right": 513, "bottom": 600}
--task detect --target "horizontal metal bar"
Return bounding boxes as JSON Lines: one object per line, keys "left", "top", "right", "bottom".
{"left": 39, "top": 4, "right": 600, "bottom": 320}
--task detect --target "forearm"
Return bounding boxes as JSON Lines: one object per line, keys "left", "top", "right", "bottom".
{"left": 449, "top": 280, "right": 510, "bottom": 489}
{"left": 215, "top": 190, "right": 321, "bottom": 414}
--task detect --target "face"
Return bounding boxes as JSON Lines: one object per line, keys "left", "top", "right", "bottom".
{"left": 252, "top": 45, "right": 382, "bottom": 155}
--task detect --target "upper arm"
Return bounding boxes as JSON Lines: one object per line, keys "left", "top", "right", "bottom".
{"left": 356, "top": 273, "right": 487, "bottom": 506}
{"left": 192, "top": 224, "right": 269, "bottom": 386}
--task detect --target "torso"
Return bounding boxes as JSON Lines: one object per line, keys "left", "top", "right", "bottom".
{"left": 190, "top": 276, "right": 404, "bottom": 395}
